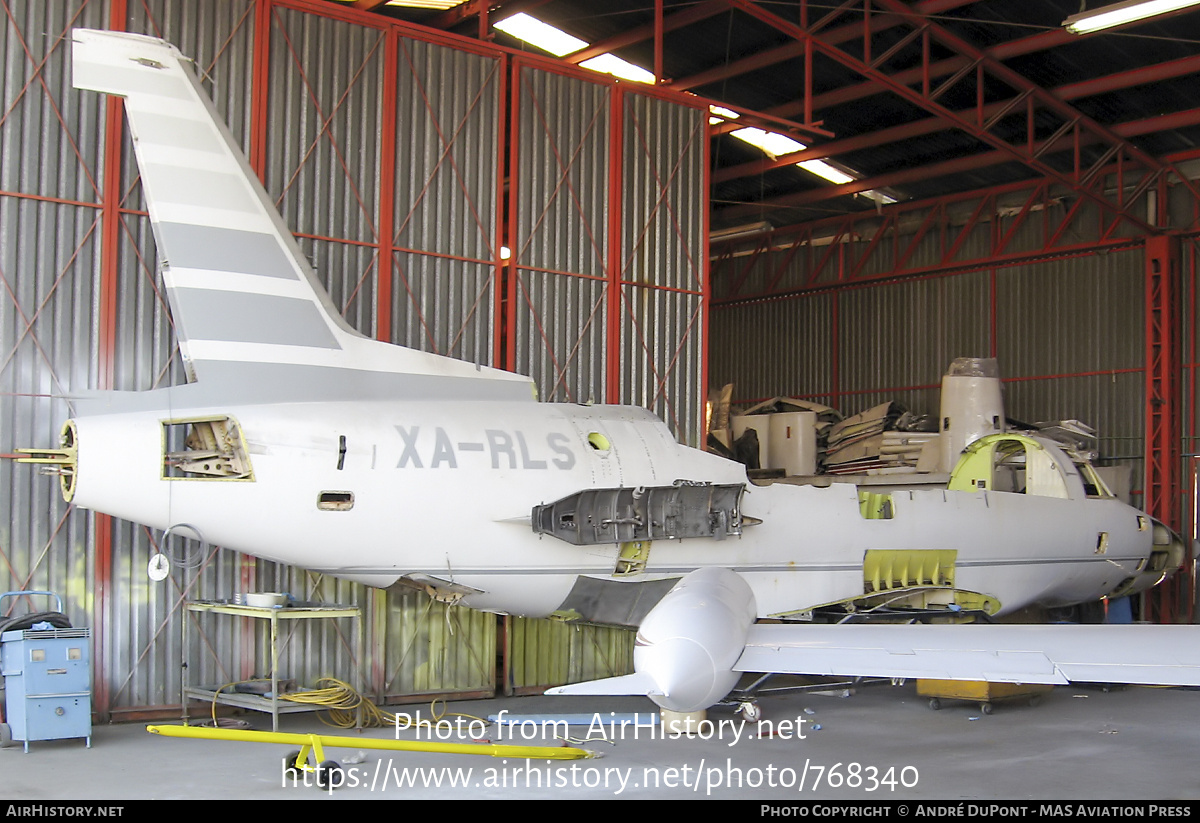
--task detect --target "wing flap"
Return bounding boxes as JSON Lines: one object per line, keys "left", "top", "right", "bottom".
{"left": 737, "top": 624, "right": 1200, "bottom": 687}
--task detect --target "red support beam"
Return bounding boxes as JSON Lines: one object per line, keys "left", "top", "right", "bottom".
{"left": 563, "top": 0, "right": 728, "bottom": 66}
{"left": 378, "top": 31, "right": 398, "bottom": 343}
{"left": 1144, "top": 234, "right": 1183, "bottom": 622}
{"left": 427, "top": 0, "right": 554, "bottom": 33}
{"left": 717, "top": 0, "right": 1166, "bottom": 235}
{"left": 714, "top": 57, "right": 1200, "bottom": 187}
{"left": 710, "top": 176, "right": 1164, "bottom": 305}
{"left": 606, "top": 86, "right": 624, "bottom": 403}
{"left": 92, "top": 0, "right": 130, "bottom": 722}
{"left": 250, "top": 0, "right": 272, "bottom": 179}
{"left": 494, "top": 53, "right": 509, "bottom": 367}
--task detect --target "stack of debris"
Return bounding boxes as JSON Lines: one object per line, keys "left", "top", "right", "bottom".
{"left": 732, "top": 397, "right": 842, "bottom": 474}
{"left": 824, "top": 402, "right": 939, "bottom": 475}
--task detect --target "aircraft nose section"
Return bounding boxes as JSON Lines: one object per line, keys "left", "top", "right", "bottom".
{"left": 1108, "top": 516, "right": 1188, "bottom": 600}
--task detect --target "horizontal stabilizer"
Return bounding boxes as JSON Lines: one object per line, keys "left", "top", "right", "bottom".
{"left": 737, "top": 624, "right": 1200, "bottom": 686}
{"left": 545, "top": 672, "right": 665, "bottom": 698}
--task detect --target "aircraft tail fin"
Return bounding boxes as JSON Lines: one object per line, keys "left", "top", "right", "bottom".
{"left": 72, "top": 29, "right": 530, "bottom": 399}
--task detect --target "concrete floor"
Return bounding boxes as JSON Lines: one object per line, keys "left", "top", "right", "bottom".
{"left": 3, "top": 681, "right": 1199, "bottom": 800}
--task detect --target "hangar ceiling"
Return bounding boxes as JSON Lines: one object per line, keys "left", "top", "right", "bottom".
{"left": 334, "top": 0, "right": 1200, "bottom": 232}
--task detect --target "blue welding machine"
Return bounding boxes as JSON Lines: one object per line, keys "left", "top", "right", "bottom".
{"left": 0, "top": 591, "right": 92, "bottom": 753}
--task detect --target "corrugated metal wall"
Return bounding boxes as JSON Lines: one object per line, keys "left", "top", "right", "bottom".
{"left": 0, "top": 0, "right": 116, "bottom": 705}
{"left": 618, "top": 92, "right": 707, "bottom": 447}
{"left": 506, "top": 617, "right": 633, "bottom": 694}
{"left": 511, "top": 65, "right": 610, "bottom": 405}
{"left": 510, "top": 63, "right": 707, "bottom": 446}
{"left": 2, "top": 0, "right": 722, "bottom": 712}
{"left": 389, "top": 33, "right": 502, "bottom": 364}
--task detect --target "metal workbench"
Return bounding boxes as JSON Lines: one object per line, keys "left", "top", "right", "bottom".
{"left": 182, "top": 601, "right": 362, "bottom": 732}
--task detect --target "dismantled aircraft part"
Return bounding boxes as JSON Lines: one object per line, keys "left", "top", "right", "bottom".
{"left": 864, "top": 549, "right": 958, "bottom": 594}
{"left": 162, "top": 416, "right": 253, "bottom": 480}
{"left": 15, "top": 420, "right": 79, "bottom": 502}
{"left": 548, "top": 568, "right": 757, "bottom": 712}
{"left": 950, "top": 433, "right": 1072, "bottom": 497}
{"left": 397, "top": 574, "right": 484, "bottom": 605}
{"left": 614, "top": 541, "right": 651, "bottom": 576}
{"left": 939, "top": 357, "right": 1005, "bottom": 473}
{"left": 773, "top": 584, "right": 1001, "bottom": 623}
{"left": 552, "top": 576, "right": 677, "bottom": 627}
{"left": 857, "top": 490, "right": 894, "bottom": 519}
{"left": 1151, "top": 520, "right": 1187, "bottom": 570}
{"left": 532, "top": 483, "right": 745, "bottom": 545}
{"left": 1107, "top": 519, "right": 1188, "bottom": 599}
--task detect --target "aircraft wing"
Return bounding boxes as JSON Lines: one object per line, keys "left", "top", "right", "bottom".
{"left": 737, "top": 623, "right": 1200, "bottom": 686}
{"left": 549, "top": 569, "right": 1200, "bottom": 712}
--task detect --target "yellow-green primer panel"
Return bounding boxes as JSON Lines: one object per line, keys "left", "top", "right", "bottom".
{"left": 864, "top": 549, "right": 958, "bottom": 592}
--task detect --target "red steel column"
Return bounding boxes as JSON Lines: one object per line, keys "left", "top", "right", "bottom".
{"left": 94, "top": 0, "right": 129, "bottom": 720}
{"left": 249, "top": 0, "right": 272, "bottom": 180}
{"left": 505, "top": 59, "right": 521, "bottom": 373}
{"left": 1145, "top": 233, "right": 1182, "bottom": 621}
{"left": 494, "top": 54, "right": 509, "bottom": 369}
{"left": 606, "top": 86, "right": 624, "bottom": 403}
{"left": 378, "top": 31, "right": 397, "bottom": 344}
{"left": 700, "top": 114, "right": 712, "bottom": 441}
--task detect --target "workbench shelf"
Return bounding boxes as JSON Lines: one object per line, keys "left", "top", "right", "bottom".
{"left": 182, "top": 601, "right": 362, "bottom": 732}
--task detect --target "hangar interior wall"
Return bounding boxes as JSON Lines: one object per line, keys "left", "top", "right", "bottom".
{"left": 0, "top": 0, "right": 711, "bottom": 713}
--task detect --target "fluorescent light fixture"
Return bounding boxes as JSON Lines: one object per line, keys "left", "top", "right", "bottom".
{"left": 708, "top": 105, "right": 740, "bottom": 125}
{"left": 797, "top": 159, "right": 855, "bottom": 185}
{"left": 1063, "top": 0, "right": 1200, "bottom": 33}
{"left": 383, "top": 0, "right": 464, "bottom": 8}
{"left": 730, "top": 126, "right": 899, "bottom": 198}
{"left": 731, "top": 127, "right": 806, "bottom": 159}
{"left": 493, "top": 15, "right": 892, "bottom": 201}
{"left": 862, "top": 190, "right": 898, "bottom": 205}
{"left": 579, "top": 54, "right": 656, "bottom": 84}
{"left": 710, "top": 221, "right": 773, "bottom": 242}
{"left": 495, "top": 14, "right": 655, "bottom": 83}
{"left": 495, "top": 13, "right": 586, "bottom": 56}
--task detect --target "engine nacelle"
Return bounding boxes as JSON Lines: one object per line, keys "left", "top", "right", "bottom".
{"left": 633, "top": 567, "right": 757, "bottom": 712}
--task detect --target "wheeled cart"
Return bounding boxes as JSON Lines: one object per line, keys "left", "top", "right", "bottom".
{"left": 918, "top": 679, "right": 1053, "bottom": 714}
{"left": 0, "top": 591, "right": 92, "bottom": 752}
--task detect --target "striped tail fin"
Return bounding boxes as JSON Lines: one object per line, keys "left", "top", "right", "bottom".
{"left": 71, "top": 29, "right": 530, "bottom": 401}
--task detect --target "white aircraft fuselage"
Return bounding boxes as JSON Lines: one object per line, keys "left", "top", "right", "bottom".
{"left": 64, "top": 387, "right": 1161, "bottom": 621}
